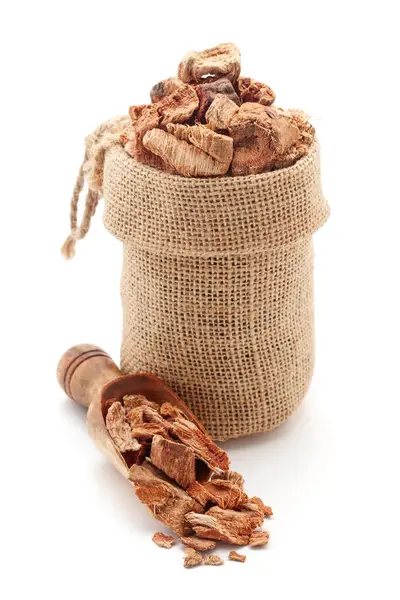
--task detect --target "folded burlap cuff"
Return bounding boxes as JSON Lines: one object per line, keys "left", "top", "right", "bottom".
{"left": 103, "top": 142, "right": 329, "bottom": 440}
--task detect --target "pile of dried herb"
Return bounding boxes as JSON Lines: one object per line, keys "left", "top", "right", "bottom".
{"left": 121, "top": 42, "right": 314, "bottom": 177}
{"left": 105, "top": 394, "right": 272, "bottom": 564}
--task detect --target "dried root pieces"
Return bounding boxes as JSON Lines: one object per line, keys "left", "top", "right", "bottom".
{"left": 104, "top": 393, "right": 272, "bottom": 557}
{"left": 152, "top": 532, "right": 176, "bottom": 549}
{"left": 229, "top": 550, "right": 246, "bottom": 563}
{"left": 183, "top": 547, "right": 203, "bottom": 568}
{"left": 142, "top": 127, "right": 232, "bottom": 178}
{"left": 178, "top": 43, "right": 241, "bottom": 84}
{"left": 204, "top": 555, "right": 224, "bottom": 566}
{"left": 120, "top": 42, "right": 315, "bottom": 176}
{"left": 181, "top": 536, "right": 216, "bottom": 551}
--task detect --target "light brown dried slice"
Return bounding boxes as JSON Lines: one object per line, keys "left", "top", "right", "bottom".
{"left": 236, "top": 77, "right": 275, "bottom": 106}
{"left": 152, "top": 531, "right": 176, "bottom": 549}
{"left": 205, "top": 94, "right": 240, "bottom": 131}
{"left": 178, "top": 43, "right": 241, "bottom": 84}
{"left": 210, "top": 470, "right": 244, "bottom": 490}
{"left": 181, "top": 536, "right": 216, "bottom": 551}
{"left": 150, "top": 435, "right": 196, "bottom": 489}
{"left": 229, "top": 550, "right": 246, "bottom": 563}
{"left": 160, "top": 402, "right": 188, "bottom": 421}
{"left": 157, "top": 84, "right": 199, "bottom": 126}
{"left": 150, "top": 77, "right": 185, "bottom": 103}
{"left": 249, "top": 530, "right": 270, "bottom": 547}
{"left": 194, "top": 77, "right": 240, "bottom": 122}
{"left": 167, "top": 123, "right": 233, "bottom": 166}
{"left": 183, "top": 547, "right": 203, "bottom": 568}
{"left": 121, "top": 126, "right": 169, "bottom": 172}
{"left": 133, "top": 104, "right": 161, "bottom": 138}
{"left": 129, "top": 462, "right": 203, "bottom": 536}
{"left": 170, "top": 418, "right": 230, "bottom": 472}
{"left": 130, "top": 422, "right": 171, "bottom": 441}
{"left": 143, "top": 128, "right": 232, "bottom": 178}
{"left": 125, "top": 406, "right": 144, "bottom": 428}
{"left": 185, "top": 506, "right": 263, "bottom": 545}
{"left": 142, "top": 405, "right": 170, "bottom": 427}
{"left": 105, "top": 402, "right": 141, "bottom": 453}
{"left": 204, "top": 555, "right": 224, "bottom": 566}
{"left": 123, "top": 394, "right": 161, "bottom": 413}
{"left": 242, "top": 496, "right": 273, "bottom": 518}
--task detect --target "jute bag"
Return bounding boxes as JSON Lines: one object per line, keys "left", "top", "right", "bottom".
{"left": 63, "top": 119, "right": 329, "bottom": 441}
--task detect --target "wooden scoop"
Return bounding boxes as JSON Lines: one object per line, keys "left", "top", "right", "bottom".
{"left": 57, "top": 344, "right": 206, "bottom": 478}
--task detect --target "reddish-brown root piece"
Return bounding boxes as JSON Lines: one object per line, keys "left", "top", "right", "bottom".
{"left": 129, "top": 462, "right": 203, "bottom": 536}
{"left": 242, "top": 496, "right": 273, "bottom": 517}
{"left": 210, "top": 470, "right": 245, "bottom": 490}
{"left": 185, "top": 506, "right": 263, "bottom": 545}
{"left": 152, "top": 532, "right": 176, "bottom": 549}
{"left": 236, "top": 77, "right": 275, "bottom": 106}
{"left": 181, "top": 536, "right": 217, "bottom": 551}
{"left": 229, "top": 550, "right": 246, "bottom": 563}
{"left": 150, "top": 435, "right": 197, "bottom": 489}
{"left": 171, "top": 418, "right": 230, "bottom": 472}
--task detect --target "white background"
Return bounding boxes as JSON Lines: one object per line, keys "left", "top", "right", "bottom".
{"left": 1, "top": 1, "right": 399, "bottom": 598}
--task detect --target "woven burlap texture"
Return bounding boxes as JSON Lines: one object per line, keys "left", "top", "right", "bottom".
{"left": 103, "top": 143, "right": 329, "bottom": 440}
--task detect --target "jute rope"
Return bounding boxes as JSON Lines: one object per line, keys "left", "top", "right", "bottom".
{"left": 61, "top": 115, "right": 130, "bottom": 259}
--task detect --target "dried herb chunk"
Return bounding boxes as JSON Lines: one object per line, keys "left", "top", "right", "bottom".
{"left": 150, "top": 435, "right": 197, "bottom": 489}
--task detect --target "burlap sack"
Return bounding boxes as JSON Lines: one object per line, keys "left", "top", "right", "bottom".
{"left": 101, "top": 142, "right": 329, "bottom": 441}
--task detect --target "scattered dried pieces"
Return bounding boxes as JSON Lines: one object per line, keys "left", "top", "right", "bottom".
{"left": 183, "top": 547, "right": 203, "bottom": 568}
{"left": 152, "top": 531, "right": 176, "bottom": 549}
{"left": 171, "top": 418, "right": 230, "bottom": 472}
{"left": 129, "top": 463, "right": 203, "bottom": 536}
{"left": 143, "top": 128, "right": 232, "bottom": 178}
{"left": 195, "top": 78, "right": 240, "bottom": 121}
{"left": 237, "top": 77, "right": 275, "bottom": 106}
{"left": 181, "top": 536, "right": 217, "bottom": 551}
{"left": 105, "top": 402, "right": 141, "bottom": 453}
{"left": 210, "top": 470, "right": 244, "bottom": 490}
{"left": 249, "top": 530, "right": 270, "bottom": 547}
{"left": 123, "top": 394, "right": 160, "bottom": 413}
{"left": 150, "top": 77, "right": 184, "bottom": 103}
{"left": 204, "top": 555, "right": 224, "bottom": 566}
{"left": 242, "top": 496, "right": 273, "bottom": 517}
{"left": 229, "top": 550, "right": 246, "bottom": 563}
{"left": 178, "top": 43, "right": 241, "bottom": 84}
{"left": 150, "top": 435, "right": 196, "bottom": 488}
{"left": 205, "top": 94, "right": 239, "bottom": 131}
{"left": 104, "top": 383, "right": 273, "bottom": 552}
{"left": 185, "top": 506, "right": 263, "bottom": 545}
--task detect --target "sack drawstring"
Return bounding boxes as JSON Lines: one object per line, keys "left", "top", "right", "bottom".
{"left": 61, "top": 115, "right": 130, "bottom": 259}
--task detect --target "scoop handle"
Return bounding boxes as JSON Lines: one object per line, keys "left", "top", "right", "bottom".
{"left": 57, "top": 344, "right": 122, "bottom": 408}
